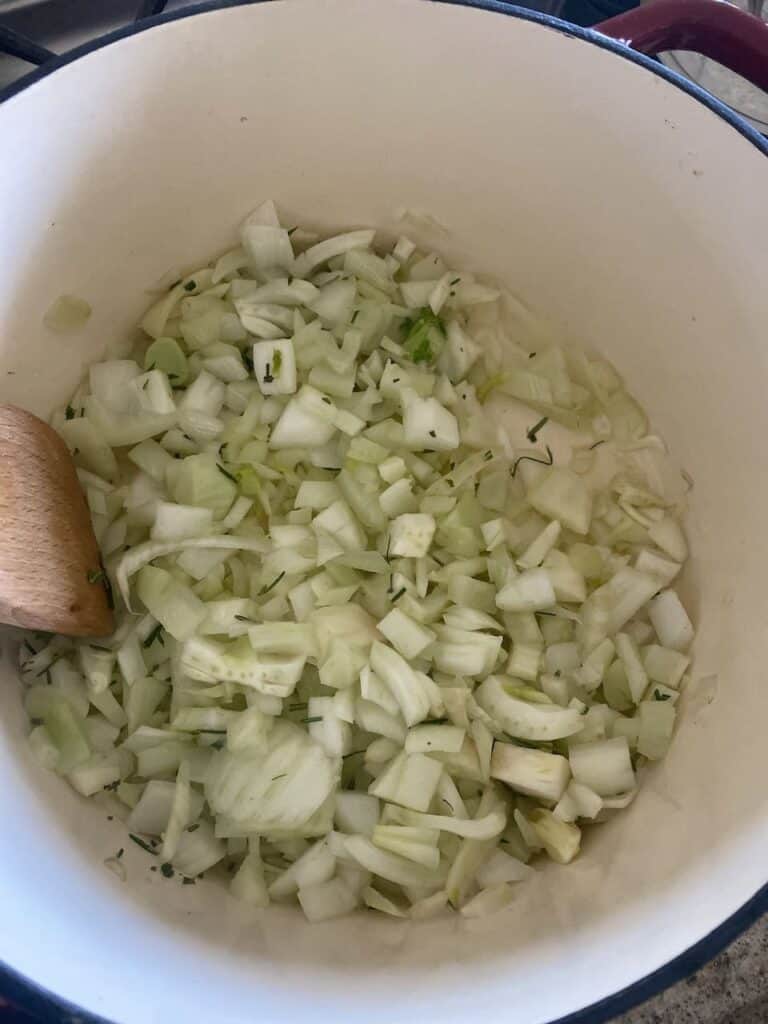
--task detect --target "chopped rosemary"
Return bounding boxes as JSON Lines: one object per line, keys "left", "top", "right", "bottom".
{"left": 391, "top": 587, "right": 407, "bottom": 603}
{"left": 259, "top": 571, "right": 285, "bottom": 595}
{"left": 510, "top": 445, "right": 554, "bottom": 479}
{"left": 301, "top": 716, "right": 323, "bottom": 724}
{"left": 263, "top": 361, "right": 274, "bottom": 384}
{"left": 128, "top": 833, "right": 158, "bottom": 856}
{"left": 589, "top": 439, "right": 607, "bottom": 450}
{"left": 142, "top": 623, "right": 164, "bottom": 648}
{"left": 526, "top": 417, "right": 549, "bottom": 443}
{"left": 271, "top": 774, "right": 287, "bottom": 781}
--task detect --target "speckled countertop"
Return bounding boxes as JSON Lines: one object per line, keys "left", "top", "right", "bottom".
{"left": 618, "top": 916, "right": 768, "bottom": 1024}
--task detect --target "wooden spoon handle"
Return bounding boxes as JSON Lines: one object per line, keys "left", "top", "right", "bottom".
{"left": 0, "top": 405, "right": 114, "bottom": 636}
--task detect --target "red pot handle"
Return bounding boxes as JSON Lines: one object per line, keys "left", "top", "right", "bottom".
{"left": 595, "top": 0, "right": 768, "bottom": 94}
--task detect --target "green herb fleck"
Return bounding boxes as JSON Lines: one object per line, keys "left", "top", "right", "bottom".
{"left": 302, "top": 716, "right": 323, "bottom": 725}
{"left": 350, "top": 309, "right": 359, "bottom": 324}
{"left": 143, "top": 624, "right": 164, "bottom": 648}
{"left": 259, "top": 571, "right": 285, "bottom": 596}
{"left": 449, "top": 278, "right": 461, "bottom": 286}
{"left": 129, "top": 833, "right": 158, "bottom": 856}
{"left": 589, "top": 439, "right": 607, "bottom": 450}
{"left": 116, "top": 848, "right": 124, "bottom": 859}
{"left": 104, "top": 573, "right": 115, "bottom": 610}
{"left": 526, "top": 417, "right": 549, "bottom": 443}
{"left": 391, "top": 587, "right": 406, "bottom": 603}
{"left": 183, "top": 280, "right": 197, "bottom": 292}
{"left": 87, "top": 569, "right": 105, "bottom": 584}
{"left": 186, "top": 823, "right": 200, "bottom": 833}
{"left": 401, "top": 306, "right": 445, "bottom": 365}
{"left": 160, "top": 862, "right": 175, "bottom": 878}
{"left": 654, "top": 689, "right": 672, "bottom": 702}
{"left": 272, "top": 350, "right": 283, "bottom": 376}
{"left": 287, "top": 226, "right": 298, "bottom": 237}
{"left": 65, "top": 405, "right": 76, "bottom": 420}
{"left": 271, "top": 774, "right": 287, "bottom": 782}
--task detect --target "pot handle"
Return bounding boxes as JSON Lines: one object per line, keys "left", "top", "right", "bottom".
{"left": 595, "top": 0, "right": 768, "bottom": 93}
{"left": 0, "top": 0, "right": 168, "bottom": 66}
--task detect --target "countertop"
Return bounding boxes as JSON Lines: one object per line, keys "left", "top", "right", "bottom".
{"left": 619, "top": 915, "right": 768, "bottom": 1024}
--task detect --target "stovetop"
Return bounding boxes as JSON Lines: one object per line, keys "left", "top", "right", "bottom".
{"left": 0, "top": 0, "right": 636, "bottom": 92}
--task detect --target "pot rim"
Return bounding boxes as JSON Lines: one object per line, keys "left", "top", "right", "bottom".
{"left": 1, "top": 1, "right": 766, "bottom": 1021}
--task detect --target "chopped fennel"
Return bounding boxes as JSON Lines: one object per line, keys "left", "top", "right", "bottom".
{"left": 21, "top": 202, "right": 694, "bottom": 922}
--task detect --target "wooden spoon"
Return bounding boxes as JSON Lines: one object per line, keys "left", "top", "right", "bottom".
{"left": 0, "top": 404, "right": 114, "bottom": 636}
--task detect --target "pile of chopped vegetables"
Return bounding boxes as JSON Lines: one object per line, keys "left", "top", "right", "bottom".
{"left": 19, "top": 201, "right": 694, "bottom": 921}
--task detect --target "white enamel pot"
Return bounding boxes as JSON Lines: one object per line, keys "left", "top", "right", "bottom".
{"left": 1, "top": 2, "right": 768, "bottom": 1022}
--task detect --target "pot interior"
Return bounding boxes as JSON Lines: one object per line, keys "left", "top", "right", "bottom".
{"left": 1, "top": 3, "right": 767, "bottom": 1022}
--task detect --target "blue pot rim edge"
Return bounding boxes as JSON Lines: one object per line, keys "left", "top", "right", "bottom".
{"left": 1, "top": 1, "right": 766, "bottom": 1020}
